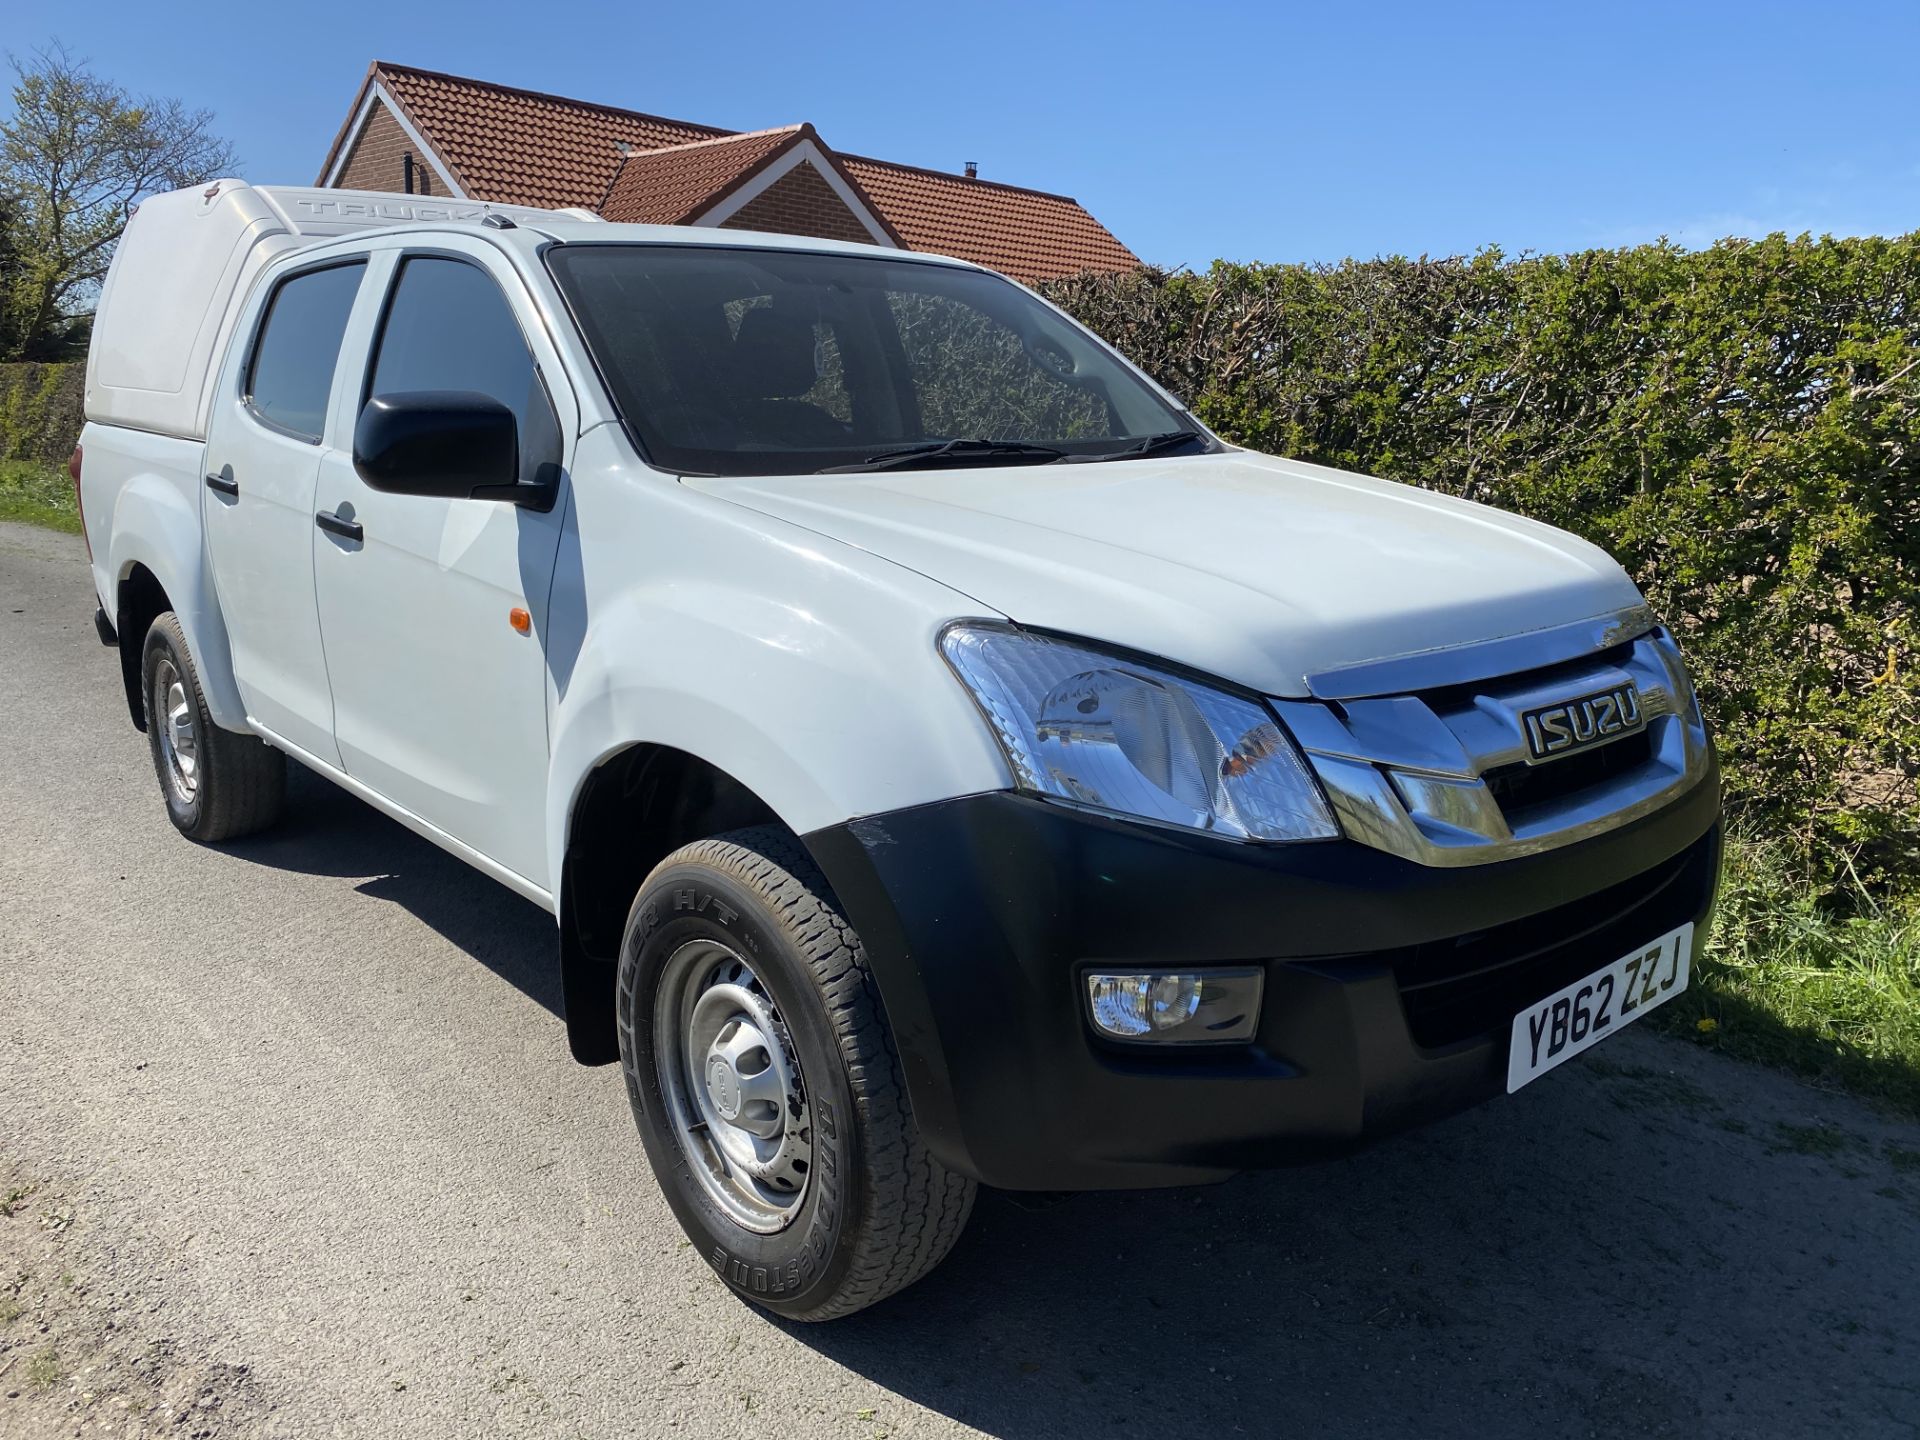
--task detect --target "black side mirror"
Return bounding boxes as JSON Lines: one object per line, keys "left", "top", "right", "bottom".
{"left": 353, "top": 391, "right": 536, "bottom": 504}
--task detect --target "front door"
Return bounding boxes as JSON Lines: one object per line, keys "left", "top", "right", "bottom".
{"left": 203, "top": 259, "right": 368, "bottom": 765}
{"left": 311, "top": 245, "right": 570, "bottom": 893}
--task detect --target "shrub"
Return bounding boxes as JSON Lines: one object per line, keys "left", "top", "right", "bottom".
{"left": 0, "top": 361, "right": 84, "bottom": 464}
{"left": 1045, "top": 237, "right": 1920, "bottom": 891}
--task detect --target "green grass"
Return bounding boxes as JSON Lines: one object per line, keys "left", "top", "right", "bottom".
{"left": 1657, "top": 832, "right": 1920, "bottom": 1118}
{"left": 26, "top": 1345, "right": 64, "bottom": 1390}
{"left": 0, "top": 458, "right": 81, "bottom": 533}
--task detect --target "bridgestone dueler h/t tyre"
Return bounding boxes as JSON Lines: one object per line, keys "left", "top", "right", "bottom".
{"left": 141, "top": 612, "right": 286, "bottom": 843}
{"left": 618, "top": 826, "right": 975, "bottom": 1320}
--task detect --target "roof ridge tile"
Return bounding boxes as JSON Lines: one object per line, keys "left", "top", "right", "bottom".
{"left": 626, "top": 123, "right": 809, "bottom": 156}
{"left": 372, "top": 60, "right": 736, "bottom": 138}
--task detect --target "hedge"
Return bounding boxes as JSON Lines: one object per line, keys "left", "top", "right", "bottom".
{"left": 0, "top": 361, "right": 83, "bottom": 465}
{"left": 1043, "top": 236, "right": 1919, "bottom": 889}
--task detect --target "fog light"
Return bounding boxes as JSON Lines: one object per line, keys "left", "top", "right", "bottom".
{"left": 1085, "top": 968, "right": 1263, "bottom": 1044}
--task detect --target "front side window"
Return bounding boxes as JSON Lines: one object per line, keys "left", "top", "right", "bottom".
{"left": 546, "top": 245, "right": 1205, "bottom": 476}
{"left": 245, "top": 262, "right": 366, "bottom": 442}
{"left": 367, "top": 256, "right": 561, "bottom": 482}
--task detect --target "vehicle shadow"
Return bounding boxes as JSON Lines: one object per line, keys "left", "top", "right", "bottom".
{"left": 217, "top": 765, "right": 564, "bottom": 1019}
{"left": 783, "top": 1042, "right": 1920, "bottom": 1439}
{"left": 216, "top": 768, "right": 1918, "bottom": 1440}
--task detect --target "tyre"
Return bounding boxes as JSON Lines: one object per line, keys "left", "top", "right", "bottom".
{"left": 141, "top": 612, "right": 286, "bottom": 842}
{"left": 618, "top": 826, "right": 975, "bottom": 1320}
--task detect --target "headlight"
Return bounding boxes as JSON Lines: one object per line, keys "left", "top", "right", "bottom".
{"left": 940, "top": 623, "right": 1338, "bottom": 842}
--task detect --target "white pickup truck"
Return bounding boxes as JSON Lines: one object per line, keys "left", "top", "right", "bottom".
{"left": 76, "top": 181, "right": 1721, "bottom": 1319}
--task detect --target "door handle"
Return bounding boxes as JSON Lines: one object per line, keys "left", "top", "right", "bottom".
{"left": 315, "top": 509, "right": 364, "bottom": 543}
{"left": 205, "top": 473, "right": 239, "bottom": 497}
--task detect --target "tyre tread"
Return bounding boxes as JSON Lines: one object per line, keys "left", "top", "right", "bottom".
{"left": 145, "top": 613, "right": 285, "bottom": 843}
{"left": 646, "top": 826, "right": 974, "bottom": 1320}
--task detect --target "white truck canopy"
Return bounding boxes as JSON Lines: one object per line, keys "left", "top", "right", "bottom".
{"left": 84, "top": 181, "right": 595, "bottom": 442}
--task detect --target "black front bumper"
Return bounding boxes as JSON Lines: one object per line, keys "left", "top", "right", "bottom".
{"left": 803, "top": 770, "right": 1722, "bottom": 1191}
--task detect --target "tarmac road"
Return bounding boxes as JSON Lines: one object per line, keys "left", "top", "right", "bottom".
{"left": 2, "top": 519, "right": 1917, "bottom": 1439}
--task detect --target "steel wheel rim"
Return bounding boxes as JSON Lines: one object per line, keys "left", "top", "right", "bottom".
{"left": 153, "top": 656, "right": 198, "bottom": 804}
{"left": 654, "top": 939, "right": 812, "bottom": 1233}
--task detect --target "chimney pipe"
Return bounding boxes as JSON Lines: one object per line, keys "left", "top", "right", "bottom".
{"left": 964, "top": 160, "right": 978, "bottom": 179}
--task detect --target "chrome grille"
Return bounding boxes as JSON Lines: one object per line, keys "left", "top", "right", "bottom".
{"left": 1482, "top": 730, "right": 1652, "bottom": 817}
{"left": 1273, "top": 622, "right": 1712, "bottom": 867}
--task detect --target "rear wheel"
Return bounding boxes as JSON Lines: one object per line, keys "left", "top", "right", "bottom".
{"left": 141, "top": 612, "right": 285, "bottom": 842}
{"left": 618, "top": 826, "right": 974, "bottom": 1320}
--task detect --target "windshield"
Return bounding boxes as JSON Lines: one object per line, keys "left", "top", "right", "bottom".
{"left": 545, "top": 244, "right": 1207, "bottom": 476}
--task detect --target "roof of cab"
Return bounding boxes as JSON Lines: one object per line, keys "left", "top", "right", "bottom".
{"left": 516, "top": 218, "right": 982, "bottom": 270}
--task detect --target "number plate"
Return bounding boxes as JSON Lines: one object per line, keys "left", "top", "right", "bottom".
{"left": 1506, "top": 922, "right": 1693, "bottom": 1092}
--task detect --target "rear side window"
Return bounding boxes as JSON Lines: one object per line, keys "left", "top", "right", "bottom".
{"left": 245, "top": 263, "right": 366, "bottom": 441}
{"left": 367, "top": 256, "right": 560, "bottom": 483}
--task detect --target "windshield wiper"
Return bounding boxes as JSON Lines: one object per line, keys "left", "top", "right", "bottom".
{"left": 1067, "top": 429, "right": 1212, "bottom": 463}
{"left": 818, "top": 438, "right": 1068, "bottom": 473}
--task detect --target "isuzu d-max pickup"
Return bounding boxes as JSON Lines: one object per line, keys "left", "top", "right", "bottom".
{"left": 75, "top": 181, "right": 1721, "bottom": 1319}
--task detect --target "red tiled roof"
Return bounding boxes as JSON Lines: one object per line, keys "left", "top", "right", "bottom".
{"left": 335, "top": 63, "right": 728, "bottom": 212}
{"left": 324, "top": 62, "right": 1139, "bottom": 282}
{"left": 840, "top": 156, "right": 1138, "bottom": 284}
{"left": 600, "top": 127, "right": 805, "bottom": 225}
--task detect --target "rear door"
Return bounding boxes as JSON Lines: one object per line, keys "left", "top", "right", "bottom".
{"left": 311, "top": 240, "right": 572, "bottom": 893}
{"left": 204, "top": 258, "right": 368, "bottom": 764}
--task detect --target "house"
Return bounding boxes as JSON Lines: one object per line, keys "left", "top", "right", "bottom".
{"left": 317, "top": 62, "right": 1139, "bottom": 285}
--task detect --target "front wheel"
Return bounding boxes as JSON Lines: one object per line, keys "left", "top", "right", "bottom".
{"left": 618, "top": 827, "right": 975, "bottom": 1320}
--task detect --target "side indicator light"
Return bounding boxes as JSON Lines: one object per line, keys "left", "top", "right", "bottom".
{"left": 509, "top": 606, "right": 532, "bottom": 635}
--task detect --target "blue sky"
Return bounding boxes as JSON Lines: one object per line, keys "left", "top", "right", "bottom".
{"left": 7, "top": 0, "right": 1916, "bottom": 269}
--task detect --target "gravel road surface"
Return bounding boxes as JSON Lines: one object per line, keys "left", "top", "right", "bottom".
{"left": 2, "top": 520, "right": 1917, "bottom": 1439}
